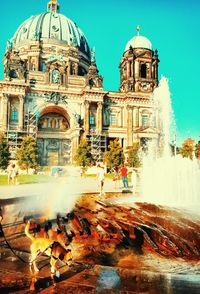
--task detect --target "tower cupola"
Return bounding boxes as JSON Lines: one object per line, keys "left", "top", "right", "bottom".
{"left": 119, "top": 26, "right": 159, "bottom": 93}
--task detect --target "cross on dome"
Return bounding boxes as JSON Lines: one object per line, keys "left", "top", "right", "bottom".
{"left": 136, "top": 25, "right": 140, "bottom": 36}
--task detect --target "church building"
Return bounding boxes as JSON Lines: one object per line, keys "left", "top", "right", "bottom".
{"left": 0, "top": 0, "right": 160, "bottom": 166}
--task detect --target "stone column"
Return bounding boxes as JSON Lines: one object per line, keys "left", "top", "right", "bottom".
{"left": 119, "top": 107, "right": 123, "bottom": 127}
{"left": 127, "top": 61, "right": 130, "bottom": 78}
{"left": 84, "top": 101, "right": 90, "bottom": 135}
{"left": 135, "top": 107, "right": 139, "bottom": 127}
{"left": 2, "top": 94, "right": 8, "bottom": 131}
{"left": 127, "top": 107, "right": 133, "bottom": 147}
{"left": 132, "top": 107, "right": 136, "bottom": 128}
{"left": 135, "top": 60, "right": 139, "bottom": 79}
{"left": 97, "top": 101, "right": 103, "bottom": 134}
{"left": 152, "top": 64, "right": 155, "bottom": 79}
{"left": 123, "top": 105, "right": 128, "bottom": 128}
{"left": 71, "top": 133, "right": 80, "bottom": 164}
{"left": 45, "top": 72, "right": 50, "bottom": 84}
{"left": 63, "top": 72, "right": 67, "bottom": 87}
{"left": 139, "top": 109, "right": 142, "bottom": 127}
{"left": 18, "top": 95, "right": 24, "bottom": 130}
{"left": 67, "top": 61, "right": 71, "bottom": 75}
{"left": 35, "top": 55, "right": 40, "bottom": 71}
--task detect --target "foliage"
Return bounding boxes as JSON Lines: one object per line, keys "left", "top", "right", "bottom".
{"left": 127, "top": 143, "right": 141, "bottom": 168}
{"left": 74, "top": 139, "right": 94, "bottom": 167}
{"left": 16, "top": 136, "right": 39, "bottom": 172}
{"left": 0, "top": 133, "right": 10, "bottom": 170}
{"left": 179, "top": 138, "right": 194, "bottom": 160}
{"left": 195, "top": 141, "right": 200, "bottom": 159}
{"left": 104, "top": 138, "right": 124, "bottom": 168}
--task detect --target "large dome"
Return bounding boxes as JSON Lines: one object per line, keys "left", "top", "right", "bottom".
{"left": 125, "top": 35, "right": 152, "bottom": 52}
{"left": 11, "top": 3, "right": 90, "bottom": 58}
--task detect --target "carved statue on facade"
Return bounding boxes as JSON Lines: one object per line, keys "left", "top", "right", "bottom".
{"left": 4, "top": 48, "right": 28, "bottom": 81}
{"left": 52, "top": 69, "right": 61, "bottom": 83}
{"left": 44, "top": 92, "right": 68, "bottom": 105}
{"left": 103, "top": 106, "right": 110, "bottom": 126}
{"left": 86, "top": 61, "right": 103, "bottom": 89}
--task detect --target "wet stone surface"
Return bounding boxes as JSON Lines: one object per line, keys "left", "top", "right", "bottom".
{"left": 1, "top": 193, "right": 200, "bottom": 293}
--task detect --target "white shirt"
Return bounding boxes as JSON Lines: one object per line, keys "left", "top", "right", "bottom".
{"left": 97, "top": 168, "right": 105, "bottom": 181}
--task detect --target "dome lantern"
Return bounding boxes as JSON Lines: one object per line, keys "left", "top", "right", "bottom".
{"left": 48, "top": 0, "right": 60, "bottom": 13}
{"left": 124, "top": 26, "right": 153, "bottom": 52}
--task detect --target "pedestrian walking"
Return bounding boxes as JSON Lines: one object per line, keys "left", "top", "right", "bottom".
{"left": 121, "top": 164, "right": 128, "bottom": 188}
{"left": 7, "top": 163, "right": 13, "bottom": 184}
{"left": 131, "top": 168, "right": 137, "bottom": 195}
{"left": 97, "top": 164, "right": 105, "bottom": 196}
{"left": 10, "top": 164, "right": 19, "bottom": 185}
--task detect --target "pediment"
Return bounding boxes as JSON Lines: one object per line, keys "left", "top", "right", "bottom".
{"left": 46, "top": 53, "right": 65, "bottom": 65}
{"left": 46, "top": 59, "right": 64, "bottom": 66}
{"left": 136, "top": 126, "right": 157, "bottom": 133}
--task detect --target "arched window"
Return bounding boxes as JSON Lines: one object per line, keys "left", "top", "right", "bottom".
{"left": 110, "top": 113, "right": 117, "bottom": 126}
{"left": 11, "top": 107, "right": 18, "bottom": 122}
{"left": 89, "top": 115, "right": 95, "bottom": 126}
{"left": 142, "top": 115, "right": 149, "bottom": 128}
{"left": 78, "top": 66, "right": 87, "bottom": 76}
{"left": 10, "top": 98, "right": 19, "bottom": 123}
{"left": 9, "top": 69, "right": 17, "bottom": 79}
{"left": 70, "top": 63, "right": 76, "bottom": 75}
{"left": 140, "top": 63, "right": 147, "bottom": 78}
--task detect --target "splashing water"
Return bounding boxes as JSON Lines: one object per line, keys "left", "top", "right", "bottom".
{"left": 140, "top": 77, "right": 200, "bottom": 209}
{"left": 12, "top": 166, "right": 81, "bottom": 220}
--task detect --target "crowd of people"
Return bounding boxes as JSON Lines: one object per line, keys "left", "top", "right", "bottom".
{"left": 96, "top": 163, "right": 138, "bottom": 196}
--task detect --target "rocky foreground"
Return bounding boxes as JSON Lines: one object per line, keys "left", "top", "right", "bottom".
{"left": 1, "top": 192, "right": 200, "bottom": 293}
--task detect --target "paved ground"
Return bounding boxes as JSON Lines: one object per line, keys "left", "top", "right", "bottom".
{"left": 0, "top": 176, "right": 133, "bottom": 199}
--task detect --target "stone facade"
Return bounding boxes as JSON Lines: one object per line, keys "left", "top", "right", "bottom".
{"left": 0, "top": 1, "right": 160, "bottom": 166}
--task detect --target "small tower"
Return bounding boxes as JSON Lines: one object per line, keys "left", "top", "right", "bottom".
{"left": 85, "top": 47, "right": 103, "bottom": 89}
{"left": 119, "top": 26, "right": 159, "bottom": 93}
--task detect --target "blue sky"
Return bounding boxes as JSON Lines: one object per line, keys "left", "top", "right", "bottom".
{"left": 0, "top": 0, "right": 199, "bottom": 145}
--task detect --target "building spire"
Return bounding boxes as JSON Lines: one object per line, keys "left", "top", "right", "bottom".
{"left": 47, "top": 0, "right": 60, "bottom": 13}
{"left": 91, "top": 47, "right": 96, "bottom": 62}
{"left": 136, "top": 25, "right": 140, "bottom": 36}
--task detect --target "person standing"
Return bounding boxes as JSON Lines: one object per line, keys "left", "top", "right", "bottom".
{"left": 7, "top": 162, "right": 13, "bottom": 184}
{"left": 131, "top": 168, "right": 137, "bottom": 196}
{"left": 113, "top": 166, "right": 120, "bottom": 189}
{"left": 97, "top": 164, "right": 105, "bottom": 196}
{"left": 121, "top": 164, "right": 128, "bottom": 188}
{"left": 10, "top": 164, "right": 19, "bottom": 185}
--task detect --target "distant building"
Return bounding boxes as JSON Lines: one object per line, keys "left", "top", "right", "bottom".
{"left": 0, "top": 0, "right": 160, "bottom": 166}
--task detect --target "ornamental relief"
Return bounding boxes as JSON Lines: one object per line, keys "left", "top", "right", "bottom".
{"left": 38, "top": 113, "right": 69, "bottom": 131}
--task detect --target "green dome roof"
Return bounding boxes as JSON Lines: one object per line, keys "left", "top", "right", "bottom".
{"left": 11, "top": 4, "right": 90, "bottom": 58}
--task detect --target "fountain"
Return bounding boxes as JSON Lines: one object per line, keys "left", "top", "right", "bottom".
{"left": 140, "top": 77, "right": 200, "bottom": 209}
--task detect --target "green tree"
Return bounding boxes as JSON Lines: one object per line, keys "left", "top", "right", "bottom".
{"left": 195, "top": 141, "right": 200, "bottom": 159}
{"left": 0, "top": 133, "right": 10, "bottom": 170}
{"left": 179, "top": 138, "right": 194, "bottom": 160}
{"left": 104, "top": 138, "right": 124, "bottom": 169}
{"left": 16, "top": 136, "right": 39, "bottom": 173}
{"left": 74, "top": 139, "right": 94, "bottom": 167}
{"left": 127, "top": 143, "right": 141, "bottom": 168}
